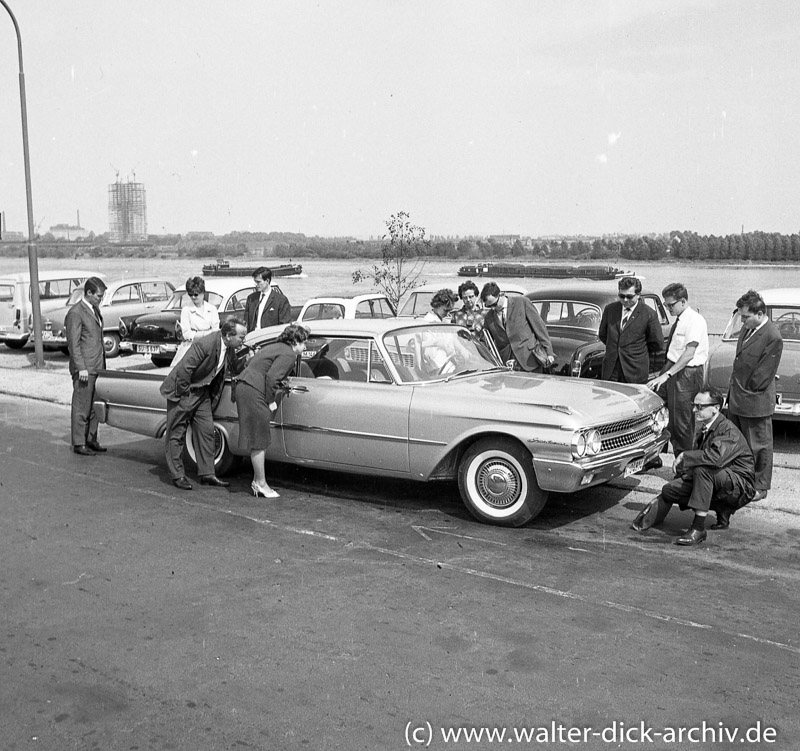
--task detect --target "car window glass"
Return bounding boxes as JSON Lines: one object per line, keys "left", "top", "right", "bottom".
{"left": 111, "top": 284, "right": 140, "bottom": 305}
{"left": 66, "top": 289, "right": 84, "bottom": 305}
{"left": 141, "top": 281, "right": 171, "bottom": 302}
{"left": 383, "top": 326, "right": 499, "bottom": 383}
{"left": 298, "top": 336, "right": 374, "bottom": 382}
{"left": 0, "top": 285, "right": 13, "bottom": 302}
{"left": 36, "top": 278, "right": 83, "bottom": 300}
{"left": 772, "top": 308, "right": 800, "bottom": 341}
{"left": 355, "top": 300, "right": 375, "bottom": 318}
{"left": 643, "top": 295, "right": 669, "bottom": 325}
{"left": 375, "top": 298, "right": 395, "bottom": 317}
{"left": 369, "top": 341, "right": 393, "bottom": 383}
{"left": 225, "top": 288, "right": 254, "bottom": 312}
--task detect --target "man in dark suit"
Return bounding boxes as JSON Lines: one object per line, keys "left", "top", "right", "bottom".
{"left": 65, "top": 277, "right": 108, "bottom": 455}
{"left": 244, "top": 267, "right": 292, "bottom": 332}
{"left": 598, "top": 276, "right": 664, "bottom": 384}
{"left": 480, "top": 282, "right": 554, "bottom": 373}
{"left": 160, "top": 317, "right": 247, "bottom": 490}
{"left": 727, "top": 290, "right": 783, "bottom": 502}
{"left": 631, "top": 387, "right": 755, "bottom": 544}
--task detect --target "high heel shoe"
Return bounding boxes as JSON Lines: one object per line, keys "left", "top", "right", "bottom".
{"left": 251, "top": 481, "right": 279, "bottom": 499}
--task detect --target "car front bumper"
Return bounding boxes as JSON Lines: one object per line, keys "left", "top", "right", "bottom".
{"left": 119, "top": 340, "right": 179, "bottom": 356}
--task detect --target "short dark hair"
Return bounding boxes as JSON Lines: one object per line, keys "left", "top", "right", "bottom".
{"left": 618, "top": 276, "right": 642, "bottom": 294}
{"left": 431, "top": 289, "right": 456, "bottom": 310}
{"left": 736, "top": 289, "right": 766, "bottom": 315}
{"left": 221, "top": 317, "right": 246, "bottom": 336}
{"left": 84, "top": 277, "right": 106, "bottom": 295}
{"left": 252, "top": 267, "right": 273, "bottom": 283}
{"left": 185, "top": 276, "right": 206, "bottom": 296}
{"left": 662, "top": 282, "right": 688, "bottom": 302}
{"left": 696, "top": 386, "right": 725, "bottom": 407}
{"left": 277, "top": 323, "right": 310, "bottom": 346}
{"left": 458, "top": 280, "right": 479, "bottom": 299}
{"left": 480, "top": 281, "right": 501, "bottom": 302}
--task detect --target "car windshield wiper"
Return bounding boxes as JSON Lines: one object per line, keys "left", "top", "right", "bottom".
{"left": 444, "top": 368, "right": 482, "bottom": 382}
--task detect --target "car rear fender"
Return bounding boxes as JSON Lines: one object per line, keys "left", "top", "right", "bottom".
{"left": 93, "top": 369, "right": 168, "bottom": 439}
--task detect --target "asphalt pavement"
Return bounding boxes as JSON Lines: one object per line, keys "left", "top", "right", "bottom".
{"left": 1, "top": 382, "right": 799, "bottom": 750}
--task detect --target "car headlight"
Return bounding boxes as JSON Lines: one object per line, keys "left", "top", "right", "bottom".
{"left": 119, "top": 319, "right": 129, "bottom": 337}
{"left": 175, "top": 321, "right": 183, "bottom": 342}
{"left": 650, "top": 406, "right": 669, "bottom": 434}
{"left": 571, "top": 357, "right": 582, "bottom": 377}
{"left": 572, "top": 428, "right": 602, "bottom": 458}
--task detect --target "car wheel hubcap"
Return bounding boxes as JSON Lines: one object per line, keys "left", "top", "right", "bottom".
{"left": 476, "top": 460, "right": 520, "bottom": 508}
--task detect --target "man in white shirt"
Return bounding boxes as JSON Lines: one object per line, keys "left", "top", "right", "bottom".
{"left": 647, "top": 283, "right": 709, "bottom": 457}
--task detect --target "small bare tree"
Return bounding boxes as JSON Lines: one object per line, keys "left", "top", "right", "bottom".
{"left": 352, "top": 211, "right": 428, "bottom": 310}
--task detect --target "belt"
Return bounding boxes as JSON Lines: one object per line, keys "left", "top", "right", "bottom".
{"left": 666, "top": 361, "right": 703, "bottom": 370}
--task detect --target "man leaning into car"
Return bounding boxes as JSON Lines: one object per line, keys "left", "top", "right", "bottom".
{"left": 599, "top": 276, "right": 664, "bottom": 384}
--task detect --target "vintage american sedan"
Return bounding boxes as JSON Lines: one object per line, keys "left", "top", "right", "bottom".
{"left": 706, "top": 287, "right": 800, "bottom": 421}
{"left": 94, "top": 319, "right": 669, "bottom": 527}
{"left": 526, "top": 283, "right": 672, "bottom": 378}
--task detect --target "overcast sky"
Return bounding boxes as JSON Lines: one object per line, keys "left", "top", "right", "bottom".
{"left": 1, "top": 0, "right": 797, "bottom": 238}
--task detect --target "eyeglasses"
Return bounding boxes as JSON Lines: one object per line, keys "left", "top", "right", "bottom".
{"left": 692, "top": 402, "right": 716, "bottom": 410}
{"left": 188, "top": 293, "right": 203, "bottom": 298}
{"left": 663, "top": 300, "right": 682, "bottom": 309}
{"left": 618, "top": 293, "right": 637, "bottom": 300}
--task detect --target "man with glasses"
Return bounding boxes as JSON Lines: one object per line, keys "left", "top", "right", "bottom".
{"left": 727, "top": 290, "right": 783, "bottom": 502}
{"left": 646, "top": 282, "right": 709, "bottom": 457}
{"left": 160, "top": 317, "right": 248, "bottom": 490}
{"left": 481, "top": 281, "right": 554, "bottom": 373}
{"left": 599, "top": 276, "right": 664, "bottom": 384}
{"left": 631, "top": 387, "right": 755, "bottom": 544}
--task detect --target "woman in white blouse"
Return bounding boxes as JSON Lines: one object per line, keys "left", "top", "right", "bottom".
{"left": 170, "top": 276, "right": 220, "bottom": 367}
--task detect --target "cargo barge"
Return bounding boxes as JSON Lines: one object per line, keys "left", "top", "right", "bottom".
{"left": 202, "top": 259, "right": 303, "bottom": 277}
{"left": 457, "top": 263, "right": 629, "bottom": 280}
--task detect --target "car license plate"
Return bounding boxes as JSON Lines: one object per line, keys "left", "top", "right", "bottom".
{"left": 624, "top": 457, "right": 645, "bottom": 477}
{"left": 136, "top": 344, "right": 161, "bottom": 355}
{"left": 41, "top": 330, "right": 53, "bottom": 340}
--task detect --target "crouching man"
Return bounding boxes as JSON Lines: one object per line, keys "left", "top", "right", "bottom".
{"left": 631, "top": 387, "right": 755, "bottom": 545}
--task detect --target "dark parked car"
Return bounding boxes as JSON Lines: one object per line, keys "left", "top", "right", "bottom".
{"left": 706, "top": 287, "right": 800, "bottom": 421}
{"left": 118, "top": 277, "right": 259, "bottom": 366}
{"left": 526, "top": 283, "right": 672, "bottom": 378}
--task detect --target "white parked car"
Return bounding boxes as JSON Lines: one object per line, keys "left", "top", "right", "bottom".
{"left": 296, "top": 293, "right": 396, "bottom": 322}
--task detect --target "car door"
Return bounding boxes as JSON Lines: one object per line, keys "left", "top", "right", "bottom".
{"left": 107, "top": 283, "right": 145, "bottom": 327}
{"left": 642, "top": 294, "right": 672, "bottom": 337}
{"left": 278, "top": 336, "right": 411, "bottom": 473}
{"left": 220, "top": 286, "right": 256, "bottom": 324}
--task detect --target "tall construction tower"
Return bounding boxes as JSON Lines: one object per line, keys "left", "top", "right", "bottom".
{"left": 108, "top": 178, "right": 147, "bottom": 242}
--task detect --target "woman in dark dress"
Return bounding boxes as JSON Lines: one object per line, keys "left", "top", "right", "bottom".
{"left": 236, "top": 324, "right": 308, "bottom": 498}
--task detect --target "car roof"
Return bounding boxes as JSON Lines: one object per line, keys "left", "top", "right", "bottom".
{"left": 102, "top": 276, "right": 174, "bottom": 290}
{"left": 244, "top": 317, "right": 458, "bottom": 346}
{"left": 0, "top": 270, "right": 108, "bottom": 283}
{"left": 526, "top": 283, "right": 624, "bottom": 306}
{"left": 303, "top": 292, "right": 387, "bottom": 304}
{"left": 195, "top": 277, "right": 259, "bottom": 293}
{"left": 759, "top": 288, "right": 800, "bottom": 307}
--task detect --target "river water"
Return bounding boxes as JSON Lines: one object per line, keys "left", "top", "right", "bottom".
{"left": 2, "top": 255, "right": 798, "bottom": 335}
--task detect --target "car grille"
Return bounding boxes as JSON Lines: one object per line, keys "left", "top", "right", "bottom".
{"left": 598, "top": 414, "right": 653, "bottom": 452}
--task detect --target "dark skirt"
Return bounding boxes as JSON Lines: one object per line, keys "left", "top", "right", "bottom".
{"left": 236, "top": 381, "right": 274, "bottom": 450}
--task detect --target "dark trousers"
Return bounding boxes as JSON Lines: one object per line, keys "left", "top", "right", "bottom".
{"left": 665, "top": 365, "right": 704, "bottom": 457}
{"left": 661, "top": 465, "right": 753, "bottom": 513}
{"left": 71, "top": 373, "right": 99, "bottom": 446}
{"left": 164, "top": 387, "right": 216, "bottom": 480}
{"left": 729, "top": 413, "right": 773, "bottom": 491}
{"left": 607, "top": 359, "right": 628, "bottom": 383}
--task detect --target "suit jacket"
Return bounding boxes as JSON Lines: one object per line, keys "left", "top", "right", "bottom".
{"left": 244, "top": 287, "right": 292, "bottom": 332}
{"left": 485, "top": 295, "right": 553, "bottom": 372}
{"left": 681, "top": 414, "right": 755, "bottom": 498}
{"left": 65, "top": 300, "right": 106, "bottom": 376}
{"left": 728, "top": 321, "right": 783, "bottom": 418}
{"left": 598, "top": 299, "right": 664, "bottom": 383}
{"left": 160, "top": 331, "right": 231, "bottom": 406}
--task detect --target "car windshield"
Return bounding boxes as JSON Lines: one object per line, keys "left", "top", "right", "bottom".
{"left": 381, "top": 325, "right": 503, "bottom": 383}
{"left": 723, "top": 306, "right": 800, "bottom": 341}
{"left": 529, "top": 300, "right": 602, "bottom": 331}
{"left": 165, "top": 290, "right": 224, "bottom": 311}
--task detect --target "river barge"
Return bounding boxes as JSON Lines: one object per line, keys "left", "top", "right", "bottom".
{"left": 202, "top": 259, "right": 303, "bottom": 277}
{"left": 457, "top": 263, "right": 629, "bottom": 280}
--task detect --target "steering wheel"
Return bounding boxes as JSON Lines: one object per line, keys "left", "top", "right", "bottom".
{"left": 436, "top": 352, "right": 460, "bottom": 375}
{"left": 574, "top": 308, "right": 600, "bottom": 327}
{"left": 775, "top": 311, "right": 800, "bottom": 338}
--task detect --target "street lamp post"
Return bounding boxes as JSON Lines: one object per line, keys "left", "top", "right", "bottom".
{"left": 1, "top": 0, "right": 44, "bottom": 368}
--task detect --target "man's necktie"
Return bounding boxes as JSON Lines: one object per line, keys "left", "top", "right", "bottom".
{"left": 665, "top": 317, "right": 679, "bottom": 352}
{"left": 620, "top": 310, "right": 631, "bottom": 330}
{"left": 93, "top": 306, "right": 103, "bottom": 326}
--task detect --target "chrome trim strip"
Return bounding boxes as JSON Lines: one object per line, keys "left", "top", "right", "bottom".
{"left": 104, "top": 402, "right": 165, "bottom": 414}
{"left": 281, "top": 421, "right": 445, "bottom": 446}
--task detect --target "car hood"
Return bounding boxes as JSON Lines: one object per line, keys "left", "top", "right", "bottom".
{"left": 126, "top": 311, "right": 180, "bottom": 342}
{"left": 420, "top": 370, "right": 662, "bottom": 427}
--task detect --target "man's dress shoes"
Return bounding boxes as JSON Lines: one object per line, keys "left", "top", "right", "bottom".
{"left": 675, "top": 528, "right": 707, "bottom": 546}
{"left": 200, "top": 476, "right": 230, "bottom": 487}
{"left": 173, "top": 477, "right": 193, "bottom": 490}
{"left": 73, "top": 445, "right": 96, "bottom": 456}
